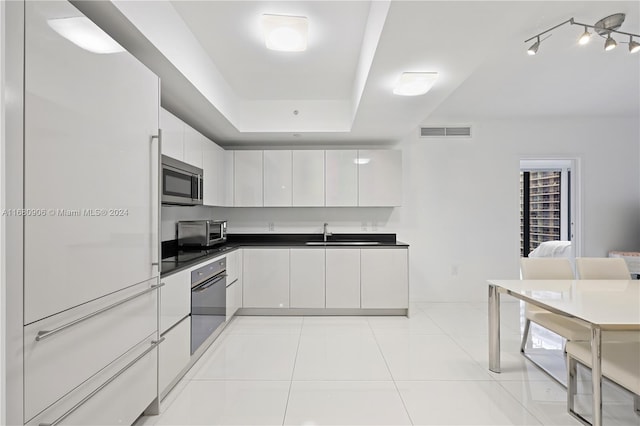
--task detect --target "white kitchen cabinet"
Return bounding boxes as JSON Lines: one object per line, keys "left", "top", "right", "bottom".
{"left": 358, "top": 150, "right": 402, "bottom": 207}
{"left": 226, "top": 249, "right": 243, "bottom": 320}
{"left": 160, "top": 108, "right": 184, "bottom": 161}
{"left": 325, "top": 150, "right": 358, "bottom": 206}
{"left": 159, "top": 316, "right": 190, "bottom": 397}
{"left": 226, "top": 279, "right": 242, "bottom": 320}
{"left": 325, "top": 248, "right": 361, "bottom": 308}
{"left": 223, "top": 150, "right": 235, "bottom": 206}
{"left": 203, "top": 139, "right": 225, "bottom": 206}
{"left": 226, "top": 249, "right": 242, "bottom": 285}
{"left": 361, "top": 248, "right": 408, "bottom": 309}
{"left": 264, "top": 150, "right": 292, "bottom": 207}
{"left": 243, "top": 249, "right": 289, "bottom": 308}
{"left": 183, "top": 124, "right": 204, "bottom": 169}
{"left": 234, "top": 151, "right": 263, "bottom": 207}
{"left": 28, "top": 335, "right": 157, "bottom": 426}
{"left": 293, "top": 150, "right": 325, "bottom": 206}
{"left": 160, "top": 268, "right": 190, "bottom": 334}
{"left": 23, "top": 280, "right": 157, "bottom": 421}
{"left": 24, "top": 0, "right": 160, "bottom": 324}
{"left": 290, "top": 248, "right": 325, "bottom": 308}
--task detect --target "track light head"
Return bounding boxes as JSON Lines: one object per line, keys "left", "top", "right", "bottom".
{"left": 630, "top": 37, "right": 640, "bottom": 53}
{"left": 578, "top": 27, "right": 591, "bottom": 45}
{"left": 604, "top": 34, "right": 617, "bottom": 51}
{"left": 527, "top": 37, "right": 540, "bottom": 55}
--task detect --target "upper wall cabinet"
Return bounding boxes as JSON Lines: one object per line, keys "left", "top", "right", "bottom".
{"left": 234, "top": 151, "right": 263, "bottom": 207}
{"left": 203, "top": 139, "right": 225, "bottom": 206}
{"left": 325, "top": 150, "right": 358, "bottom": 207}
{"left": 223, "top": 151, "right": 235, "bottom": 207}
{"left": 183, "top": 125, "right": 204, "bottom": 169}
{"left": 358, "top": 150, "right": 402, "bottom": 207}
{"left": 293, "top": 150, "right": 325, "bottom": 207}
{"left": 160, "top": 108, "right": 184, "bottom": 161}
{"left": 264, "top": 150, "right": 292, "bottom": 207}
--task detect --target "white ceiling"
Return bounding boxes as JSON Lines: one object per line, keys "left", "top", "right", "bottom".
{"left": 80, "top": 1, "right": 640, "bottom": 146}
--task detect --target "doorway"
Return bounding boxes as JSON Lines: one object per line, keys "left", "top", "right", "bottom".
{"left": 519, "top": 158, "right": 580, "bottom": 262}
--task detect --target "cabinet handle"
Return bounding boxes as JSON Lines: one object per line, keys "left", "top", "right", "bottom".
{"left": 38, "top": 338, "right": 165, "bottom": 426}
{"left": 152, "top": 131, "right": 162, "bottom": 271}
{"left": 35, "top": 283, "right": 165, "bottom": 342}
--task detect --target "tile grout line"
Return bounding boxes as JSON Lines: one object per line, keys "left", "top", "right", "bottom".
{"left": 367, "top": 317, "right": 415, "bottom": 426}
{"left": 281, "top": 317, "right": 304, "bottom": 426}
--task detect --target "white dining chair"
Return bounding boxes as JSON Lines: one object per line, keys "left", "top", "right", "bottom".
{"left": 576, "top": 257, "right": 632, "bottom": 279}
{"left": 520, "top": 258, "right": 590, "bottom": 385}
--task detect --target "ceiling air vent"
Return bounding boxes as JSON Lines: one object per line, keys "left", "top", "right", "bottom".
{"left": 420, "top": 126, "right": 472, "bottom": 138}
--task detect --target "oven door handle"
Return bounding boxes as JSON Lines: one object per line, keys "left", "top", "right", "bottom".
{"left": 192, "top": 273, "right": 228, "bottom": 293}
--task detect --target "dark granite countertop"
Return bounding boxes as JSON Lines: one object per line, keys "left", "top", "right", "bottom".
{"left": 161, "top": 233, "right": 408, "bottom": 277}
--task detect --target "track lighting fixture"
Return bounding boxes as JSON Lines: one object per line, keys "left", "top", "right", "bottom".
{"left": 525, "top": 13, "right": 639, "bottom": 55}
{"left": 527, "top": 37, "right": 540, "bottom": 55}
{"left": 604, "top": 34, "right": 617, "bottom": 51}
{"left": 578, "top": 27, "right": 591, "bottom": 45}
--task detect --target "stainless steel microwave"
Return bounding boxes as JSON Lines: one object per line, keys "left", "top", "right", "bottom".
{"left": 162, "top": 155, "right": 203, "bottom": 206}
{"left": 178, "top": 220, "right": 227, "bottom": 248}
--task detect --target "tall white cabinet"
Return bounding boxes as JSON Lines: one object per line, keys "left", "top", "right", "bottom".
{"left": 22, "top": 1, "right": 160, "bottom": 424}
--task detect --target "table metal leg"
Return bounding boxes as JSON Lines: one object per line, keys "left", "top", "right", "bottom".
{"left": 488, "top": 284, "right": 501, "bottom": 373}
{"left": 591, "top": 325, "right": 602, "bottom": 426}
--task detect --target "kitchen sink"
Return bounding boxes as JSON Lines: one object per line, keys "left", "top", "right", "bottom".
{"left": 305, "top": 241, "right": 382, "bottom": 246}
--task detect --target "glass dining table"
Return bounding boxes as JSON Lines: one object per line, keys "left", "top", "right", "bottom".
{"left": 487, "top": 279, "right": 640, "bottom": 426}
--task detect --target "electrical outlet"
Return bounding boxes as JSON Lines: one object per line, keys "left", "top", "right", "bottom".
{"left": 361, "top": 222, "right": 368, "bottom": 231}
{"left": 268, "top": 222, "right": 275, "bottom": 231}
{"left": 451, "top": 265, "right": 459, "bottom": 276}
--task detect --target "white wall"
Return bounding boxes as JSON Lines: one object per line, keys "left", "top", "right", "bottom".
{"left": 0, "top": 1, "right": 5, "bottom": 422}
{"left": 393, "top": 117, "right": 639, "bottom": 302}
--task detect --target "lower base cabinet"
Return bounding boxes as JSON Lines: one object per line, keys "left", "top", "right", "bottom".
{"left": 361, "top": 248, "right": 408, "bottom": 309}
{"left": 226, "top": 278, "right": 242, "bottom": 320}
{"left": 28, "top": 335, "right": 158, "bottom": 426}
{"left": 243, "top": 249, "right": 290, "bottom": 308}
{"left": 159, "top": 316, "right": 191, "bottom": 397}
{"left": 290, "top": 249, "right": 325, "bottom": 308}
{"left": 325, "top": 248, "right": 361, "bottom": 308}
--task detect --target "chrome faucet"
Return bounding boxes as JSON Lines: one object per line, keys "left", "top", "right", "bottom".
{"left": 323, "top": 222, "right": 333, "bottom": 242}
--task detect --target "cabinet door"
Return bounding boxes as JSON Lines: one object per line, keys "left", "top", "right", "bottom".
{"left": 290, "top": 249, "right": 325, "bottom": 308}
{"left": 226, "top": 249, "right": 241, "bottom": 285}
{"left": 160, "top": 108, "right": 185, "bottom": 161}
{"left": 358, "top": 150, "right": 402, "bottom": 206}
{"left": 292, "top": 150, "right": 325, "bottom": 206}
{"left": 226, "top": 280, "right": 242, "bottom": 320}
{"left": 326, "top": 248, "right": 361, "bottom": 308}
{"left": 234, "top": 151, "right": 263, "bottom": 207}
{"left": 24, "top": 280, "right": 158, "bottom": 421}
{"left": 264, "top": 150, "right": 292, "bottom": 207}
{"left": 24, "top": 0, "right": 159, "bottom": 323}
{"left": 243, "top": 249, "right": 289, "bottom": 308}
{"left": 160, "top": 269, "right": 190, "bottom": 334}
{"left": 361, "top": 249, "right": 408, "bottom": 309}
{"left": 28, "top": 336, "right": 157, "bottom": 426}
{"left": 223, "top": 150, "right": 235, "bottom": 206}
{"left": 183, "top": 125, "right": 204, "bottom": 168}
{"left": 203, "top": 140, "right": 224, "bottom": 206}
{"left": 159, "top": 316, "right": 190, "bottom": 396}
{"left": 325, "top": 150, "right": 358, "bottom": 206}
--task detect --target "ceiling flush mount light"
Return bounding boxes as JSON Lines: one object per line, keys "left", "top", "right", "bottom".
{"left": 261, "top": 14, "right": 308, "bottom": 52}
{"left": 47, "top": 17, "right": 125, "bottom": 54}
{"left": 524, "top": 13, "right": 639, "bottom": 55}
{"left": 393, "top": 72, "right": 439, "bottom": 96}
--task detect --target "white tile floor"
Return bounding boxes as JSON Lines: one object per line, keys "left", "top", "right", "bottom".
{"left": 135, "top": 302, "right": 640, "bottom": 426}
